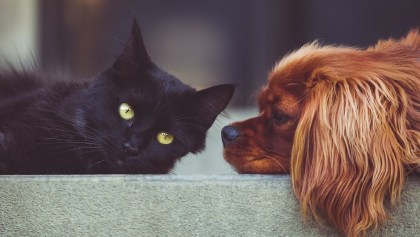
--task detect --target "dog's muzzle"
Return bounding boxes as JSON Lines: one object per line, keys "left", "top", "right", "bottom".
{"left": 221, "top": 125, "right": 240, "bottom": 147}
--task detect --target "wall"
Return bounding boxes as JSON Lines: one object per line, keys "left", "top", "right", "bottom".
{"left": 0, "top": 0, "right": 37, "bottom": 69}
{"left": 1, "top": 175, "right": 419, "bottom": 237}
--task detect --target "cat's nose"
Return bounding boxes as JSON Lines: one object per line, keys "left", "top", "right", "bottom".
{"left": 221, "top": 125, "right": 240, "bottom": 147}
{"left": 122, "top": 142, "right": 139, "bottom": 156}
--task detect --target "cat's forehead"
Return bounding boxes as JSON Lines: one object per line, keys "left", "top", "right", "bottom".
{"left": 120, "top": 81, "right": 192, "bottom": 114}
{"left": 100, "top": 61, "right": 196, "bottom": 116}
{"left": 149, "top": 66, "right": 194, "bottom": 92}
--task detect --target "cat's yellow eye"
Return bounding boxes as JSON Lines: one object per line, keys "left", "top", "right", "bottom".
{"left": 119, "top": 103, "right": 134, "bottom": 120}
{"left": 156, "top": 132, "right": 174, "bottom": 145}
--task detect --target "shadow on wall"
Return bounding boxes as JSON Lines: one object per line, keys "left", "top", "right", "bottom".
{"left": 1, "top": 0, "right": 419, "bottom": 106}
{"left": 1, "top": 0, "right": 419, "bottom": 174}
{"left": 38, "top": 0, "right": 420, "bottom": 107}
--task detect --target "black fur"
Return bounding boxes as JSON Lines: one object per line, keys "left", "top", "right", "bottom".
{"left": 0, "top": 20, "right": 234, "bottom": 174}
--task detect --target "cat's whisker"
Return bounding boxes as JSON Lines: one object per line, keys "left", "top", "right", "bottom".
{"left": 36, "top": 136, "right": 106, "bottom": 152}
{"left": 172, "top": 128, "right": 198, "bottom": 151}
{"left": 87, "top": 159, "right": 106, "bottom": 171}
{"left": 174, "top": 122, "right": 207, "bottom": 132}
{"left": 174, "top": 116, "right": 205, "bottom": 121}
{"left": 46, "top": 147, "right": 100, "bottom": 158}
{"left": 31, "top": 115, "right": 118, "bottom": 151}
{"left": 36, "top": 141, "right": 103, "bottom": 151}
{"left": 38, "top": 141, "right": 103, "bottom": 150}
{"left": 34, "top": 108, "right": 107, "bottom": 137}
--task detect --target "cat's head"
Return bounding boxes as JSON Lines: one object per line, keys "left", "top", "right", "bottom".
{"left": 82, "top": 20, "right": 234, "bottom": 173}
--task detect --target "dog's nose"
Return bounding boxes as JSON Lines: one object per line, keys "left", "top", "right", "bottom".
{"left": 221, "top": 125, "right": 240, "bottom": 147}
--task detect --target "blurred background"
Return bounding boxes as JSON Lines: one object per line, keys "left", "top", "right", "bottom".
{"left": 0, "top": 0, "right": 419, "bottom": 174}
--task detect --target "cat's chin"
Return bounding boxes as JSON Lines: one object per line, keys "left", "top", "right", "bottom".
{"left": 114, "top": 157, "right": 138, "bottom": 167}
{"left": 105, "top": 155, "right": 175, "bottom": 174}
{"left": 108, "top": 156, "right": 131, "bottom": 168}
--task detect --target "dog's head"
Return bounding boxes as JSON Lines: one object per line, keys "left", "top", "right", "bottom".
{"left": 223, "top": 30, "right": 420, "bottom": 236}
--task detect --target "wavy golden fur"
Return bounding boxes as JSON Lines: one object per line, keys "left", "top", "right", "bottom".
{"left": 223, "top": 30, "right": 420, "bottom": 236}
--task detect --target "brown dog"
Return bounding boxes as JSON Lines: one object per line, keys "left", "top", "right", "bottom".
{"left": 222, "top": 30, "right": 420, "bottom": 237}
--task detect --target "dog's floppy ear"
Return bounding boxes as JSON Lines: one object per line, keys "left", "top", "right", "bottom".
{"left": 290, "top": 57, "right": 420, "bottom": 236}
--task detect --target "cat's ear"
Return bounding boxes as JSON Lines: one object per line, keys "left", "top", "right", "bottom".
{"left": 191, "top": 84, "right": 235, "bottom": 129}
{"left": 113, "top": 19, "right": 151, "bottom": 70}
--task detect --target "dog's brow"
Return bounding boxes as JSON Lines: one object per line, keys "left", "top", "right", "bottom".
{"left": 257, "top": 89, "right": 270, "bottom": 113}
{"left": 258, "top": 86, "right": 268, "bottom": 96}
{"left": 285, "top": 82, "right": 300, "bottom": 88}
{"left": 257, "top": 89, "right": 266, "bottom": 104}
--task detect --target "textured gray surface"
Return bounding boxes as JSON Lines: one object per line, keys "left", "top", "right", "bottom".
{"left": 0, "top": 175, "right": 419, "bottom": 237}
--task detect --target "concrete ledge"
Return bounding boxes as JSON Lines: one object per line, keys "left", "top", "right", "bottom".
{"left": 0, "top": 175, "right": 419, "bottom": 237}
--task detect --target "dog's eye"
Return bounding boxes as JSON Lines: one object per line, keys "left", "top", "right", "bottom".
{"left": 273, "top": 111, "right": 289, "bottom": 124}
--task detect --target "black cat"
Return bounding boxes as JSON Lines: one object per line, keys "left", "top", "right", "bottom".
{"left": 0, "top": 20, "right": 234, "bottom": 174}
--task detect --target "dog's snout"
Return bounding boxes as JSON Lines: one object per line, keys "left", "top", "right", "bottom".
{"left": 221, "top": 125, "right": 240, "bottom": 147}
